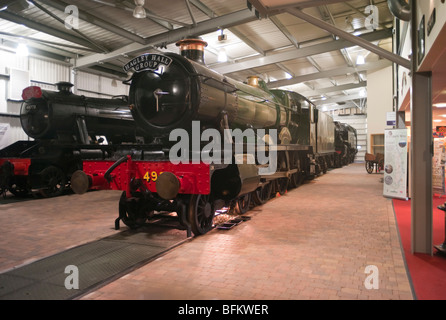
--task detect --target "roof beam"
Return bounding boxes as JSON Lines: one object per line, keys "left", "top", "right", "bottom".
{"left": 37, "top": 0, "right": 146, "bottom": 44}
{"left": 0, "top": 10, "right": 102, "bottom": 52}
{"left": 300, "top": 81, "right": 367, "bottom": 97}
{"left": 248, "top": 0, "right": 348, "bottom": 16}
{"left": 0, "top": 30, "right": 96, "bottom": 53}
{"left": 313, "top": 93, "right": 365, "bottom": 106}
{"left": 0, "top": 38, "right": 68, "bottom": 61}
{"left": 29, "top": 0, "right": 109, "bottom": 53}
{"left": 267, "top": 59, "right": 391, "bottom": 88}
{"left": 74, "top": 8, "right": 260, "bottom": 69}
{"left": 285, "top": 7, "right": 411, "bottom": 69}
{"left": 213, "top": 28, "right": 392, "bottom": 74}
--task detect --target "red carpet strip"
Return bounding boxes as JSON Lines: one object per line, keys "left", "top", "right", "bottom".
{"left": 393, "top": 196, "right": 446, "bottom": 300}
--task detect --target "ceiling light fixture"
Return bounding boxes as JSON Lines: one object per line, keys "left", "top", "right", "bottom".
{"left": 434, "top": 103, "right": 446, "bottom": 108}
{"left": 218, "top": 29, "right": 227, "bottom": 42}
{"left": 217, "top": 29, "right": 228, "bottom": 62}
{"left": 133, "top": 0, "right": 146, "bottom": 18}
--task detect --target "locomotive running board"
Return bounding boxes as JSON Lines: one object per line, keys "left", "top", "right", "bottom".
{"left": 259, "top": 168, "right": 298, "bottom": 180}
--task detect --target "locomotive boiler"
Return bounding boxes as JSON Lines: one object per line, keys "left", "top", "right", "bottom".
{"left": 75, "top": 37, "right": 355, "bottom": 236}
{"left": 129, "top": 38, "right": 289, "bottom": 143}
{"left": 0, "top": 82, "right": 144, "bottom": 197}
{"left": 21, "top": 82, "right": 139, "bottom": 144}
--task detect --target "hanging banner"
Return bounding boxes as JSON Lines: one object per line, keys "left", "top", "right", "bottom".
{"left": 433, "top": 138, "right": 446, "bottom": 195}
{"left": 383, "top": 129, "right": 408, "bottom": 199}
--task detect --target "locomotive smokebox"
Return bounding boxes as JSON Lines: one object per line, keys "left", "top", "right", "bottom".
{"left": 176, "top": 37, "right": 208, "bottom": 65}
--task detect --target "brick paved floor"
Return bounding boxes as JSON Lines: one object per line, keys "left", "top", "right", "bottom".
{"left": 79, "top": 163, "right": 414, "bottom": 300}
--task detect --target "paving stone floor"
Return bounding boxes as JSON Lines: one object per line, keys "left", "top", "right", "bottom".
{"left": 76, "top": 163, "right": 413, "bottom": 300}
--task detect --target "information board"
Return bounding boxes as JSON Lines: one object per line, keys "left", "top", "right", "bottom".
{"left": 383, "top": 129, "right": 408, "bottom": 200}
{"left": 433, "top": 138, "right": 446, "bottom": 195}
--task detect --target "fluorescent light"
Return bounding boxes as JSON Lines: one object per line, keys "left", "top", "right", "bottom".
{"left": 434, "top": 103, "right": 446, "bottom": 108}
{"left": 16, "top": 43, "right": 29, "bottom": 57}
{"left": 217, "top": 48, "right": 227, "bottom": 62}
{"left": 285, "top": 72, "right": 292, "bottom": 79}
{"left": 356, "top": 55, "right": 365, "bottom": 65}
{"left": 434, "top": 119, "right": 442, "bottom": 122}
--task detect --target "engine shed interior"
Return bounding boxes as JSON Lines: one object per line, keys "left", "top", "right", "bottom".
{"left": 0, "top": 0, "right": 445, "bottom": 304}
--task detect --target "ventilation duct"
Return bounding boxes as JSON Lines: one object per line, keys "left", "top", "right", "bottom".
{"left": 387, "top": 0, "right": 411, "bottom": 21}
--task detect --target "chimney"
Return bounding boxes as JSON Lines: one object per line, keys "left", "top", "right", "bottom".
{"left": 176, "top": 37, "right": 208, "bottom": 65}
{"left": 247, "top": 76, "right": 260, "bottom": 88}
{"left": 56, "top": 82, "right": 74, "bottom": 94}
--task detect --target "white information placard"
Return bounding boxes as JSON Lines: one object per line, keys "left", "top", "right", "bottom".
{"left": 383, "top": 129, "right": 408, "bottom": 199}
{"left": 433, "top": 138, "right": 446, "bottom": 195}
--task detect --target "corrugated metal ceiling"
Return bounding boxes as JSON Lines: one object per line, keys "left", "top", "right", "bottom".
{"left": 0, "top": 0, "right": 397, "bottom": 111}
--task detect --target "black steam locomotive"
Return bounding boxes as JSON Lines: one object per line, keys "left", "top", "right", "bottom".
{"left": 72, "top": 37, "right": 358, "bottom": 236}
{"left": 0, "top": 82, "right": 144, "bottom": 197}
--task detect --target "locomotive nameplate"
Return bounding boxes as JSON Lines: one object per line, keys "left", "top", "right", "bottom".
{"left": 123, "top": 54, "right": 173, "bottom": 73}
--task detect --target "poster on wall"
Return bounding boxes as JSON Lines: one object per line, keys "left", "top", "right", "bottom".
{"left": 0, "top": 123, "right": 12, "bottom": 150}
{"left": 433, "top": 139, "right": 446, "bottom": 195}
{"left": 383, "top": 129, "right": 408, "bottom": 200}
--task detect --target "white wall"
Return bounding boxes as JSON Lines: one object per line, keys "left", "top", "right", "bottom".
{"left": 367, "top": 66, "right": 394, "bottom": 153}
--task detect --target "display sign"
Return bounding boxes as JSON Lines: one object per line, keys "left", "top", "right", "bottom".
{"left": 123, "top": 54, "right": 173, "bottom": 73}
{"left": 383, "top": 129, "right": 408, "bottom": 200}
{"left": 433, "top": 138, "right": 446, "bottom": 195}
{"left": 386, "top": 112, "right": 396, "bottom": 126}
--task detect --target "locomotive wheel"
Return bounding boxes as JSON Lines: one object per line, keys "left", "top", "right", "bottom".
{"left": 188, "top": 194, "right": 215, "bottom": 236}
{"left": 289, "top": 173, "right": 299, "bottom": 188}
{"left": 9, "top": 183, "right": 29, "bottom": 197}
{"left": 290, "top": 171, "right": 305, "bottom": 189}
{"left": 252, "top": 182, "right": 272, "bottom": 205}
{"left": 237, "top": 193, "right": 251, "bottom": 214}
{"left": 276, "top": 178, "right": 289, "bottom": 196}
{"left": 365, "top": 161, "right": 374, "bottom": 174}
{"left": 289, "top": 156, "right": 304, "bottom": 189}
{"left": 119, "top": 191, "right": 150, "bottom": 229}
{"left": 39, "top": 166, "right": 67, "bottom": 198}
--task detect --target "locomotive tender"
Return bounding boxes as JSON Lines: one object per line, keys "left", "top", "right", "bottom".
{"left": 0, "top": 82, "right": 144, "bottom": 197}
{"left": 72, "top": 37, "right": 358, "bottom": 236}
